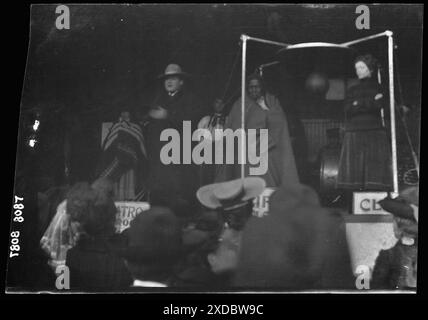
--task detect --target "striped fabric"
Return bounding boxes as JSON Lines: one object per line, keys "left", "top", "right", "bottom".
{"left": 102, "top": 120, "right": 146, "bottom": 157}
{"left": 97, "top": 120, "right": 147, "bottom": 201}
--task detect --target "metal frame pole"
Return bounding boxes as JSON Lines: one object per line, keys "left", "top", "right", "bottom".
{"left": 387, "top": 31, "right": 399, "bottom": 197}
{"left": 239, "top": 31, "right": 401, "bottom": 196}
{"left": 377, "top": 65, "right": 386, "bottom": 128}
{"left": 239, "top": 35, "right": 288, "bottom": 182}
{"left": 259, "top": 61, "right": 280, "bottom": 76}
{"left": 240, "top": 34, "right": 248, "bottom": 181}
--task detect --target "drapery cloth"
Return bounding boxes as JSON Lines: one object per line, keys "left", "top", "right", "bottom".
{"left": 215, "top": 93, "right": 299, "bottom": 187}
{"left": 97, "top": 120, "right": 147, "bottom": 200}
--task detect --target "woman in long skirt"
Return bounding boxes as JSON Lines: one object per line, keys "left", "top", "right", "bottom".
{"left": 337, "top": 54, "right": 393, "bottom": 191}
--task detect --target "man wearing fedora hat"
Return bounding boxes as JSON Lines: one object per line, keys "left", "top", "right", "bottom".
{"left": 144, "top": 63, "right": 206, "bottom": 220}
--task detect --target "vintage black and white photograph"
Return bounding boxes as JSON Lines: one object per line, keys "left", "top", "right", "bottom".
{"left": 7, "top": 3, "right": 422, "bottom": 294}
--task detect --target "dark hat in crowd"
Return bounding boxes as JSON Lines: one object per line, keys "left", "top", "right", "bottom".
{"left": 158, "top": 63, "right": 189, "bottom": 79}
{"left": 119, "top": 206, "right": 184, "bottom": 264}
{"left": 378, "top": 198, "right": 415, "bottom": 221}
{"left": 378, "top": 187, "right": 419, "bottom": 222}
{"left": 196, "top": 177, "right": 265, "bottom": 210}
{"left": 378, "top": 187, "right": 418, "bottom": 237}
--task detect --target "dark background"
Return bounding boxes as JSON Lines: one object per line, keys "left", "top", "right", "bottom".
{"left": 19, "top": 4, "right": 422, "bottom": 186}
{"left": 6, "top": 3, "right": 423, "bottom": 292}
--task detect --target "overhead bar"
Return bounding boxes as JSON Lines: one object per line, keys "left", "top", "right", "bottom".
{"left": 244, "top": 35, "right": 290, "bottom": 47}
{"left": 240, "top": 34, "right": 248, "bottom": 182}
{"left": 284, "top": 42, "right": 350, "bottom": 50}
{"left": 258, "top": 61, "right": 280, "bottom": 76}
{"left": 259, "top": 61, "right": 280, "bottom": 68}
{"left": 341, "top": 30, "right": 391, "bottom": 47}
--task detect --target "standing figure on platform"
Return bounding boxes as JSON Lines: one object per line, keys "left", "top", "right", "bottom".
{"left": 198, "top": 98, "right": 227, "bottom": 139}
{"left": 337, "top": 54, "right": 393, "bottom": 191}
{"left": 145, "top": 64, "right": 205, "bottom": 218}
{"left": 215, "top": 73, "right": 299, "bottom": 187}
{"left": 197, "top": 98, "right": 227, "bottom": 185}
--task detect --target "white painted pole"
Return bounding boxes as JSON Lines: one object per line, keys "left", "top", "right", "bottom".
{"left": 378, "top": 68, "right": 386, "bottom": 128}
{"left": 240, "top": 34, "right": 248, "bottom": 182}
{"left": 259, "top": 61, "right": 280, "bottom": 77}
{"left": 387, "top": 31, "right": 399, "bottom": 197}
{"left": 238, "top": 35, "right": 287, "bottom": 183}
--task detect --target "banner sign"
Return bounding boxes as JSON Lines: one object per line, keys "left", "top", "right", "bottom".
{"left": 352, "top": 192, "right": 390, "bottom": 215}
{"left": 252, "top": 188, "right": 276, "bottom": 218}
{"left": 114, "top": 201, "right": 150, "bottom": 233}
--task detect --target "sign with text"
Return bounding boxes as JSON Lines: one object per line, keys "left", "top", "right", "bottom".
{"left": 352, "top": 192, "right": 390, "bottom": 215}
{"left": 252, "top": 188, "right": 276, "bottom": 218}
{"left": 114, "top": 201, "right": 150, "bottom": 233}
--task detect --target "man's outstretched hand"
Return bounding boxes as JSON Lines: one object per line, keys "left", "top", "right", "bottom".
{"left": 149, "top": 106, "right": 168, "bottom": 120}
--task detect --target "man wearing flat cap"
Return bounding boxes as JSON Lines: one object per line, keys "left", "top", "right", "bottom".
{"left": 145, "top": 64, "right": 206, "bottom": 219}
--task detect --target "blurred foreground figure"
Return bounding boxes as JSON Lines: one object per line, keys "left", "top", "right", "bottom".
{"left": 233, "top": 183, "right": 354, "bottom": 289}
{"left": 65, "top": 179, "right": 132, "bottom": 290}
{"left": 119, "top": 206, "right": 184, "bottom": 287}
{"left": 40, "top": 178, "right": 132, "bottom": 290}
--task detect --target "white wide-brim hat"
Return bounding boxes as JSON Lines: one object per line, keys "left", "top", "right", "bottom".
{"left": 197, "top": 177, "right": 266, "bottom": 209}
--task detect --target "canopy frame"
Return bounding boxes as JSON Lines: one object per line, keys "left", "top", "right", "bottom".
{"left": 240, "top": 31, "right": 399, "bottom": 197}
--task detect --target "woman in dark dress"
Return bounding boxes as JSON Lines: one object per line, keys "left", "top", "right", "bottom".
{"left": 337, "top": 54, "right": 393, "bottom": 191}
